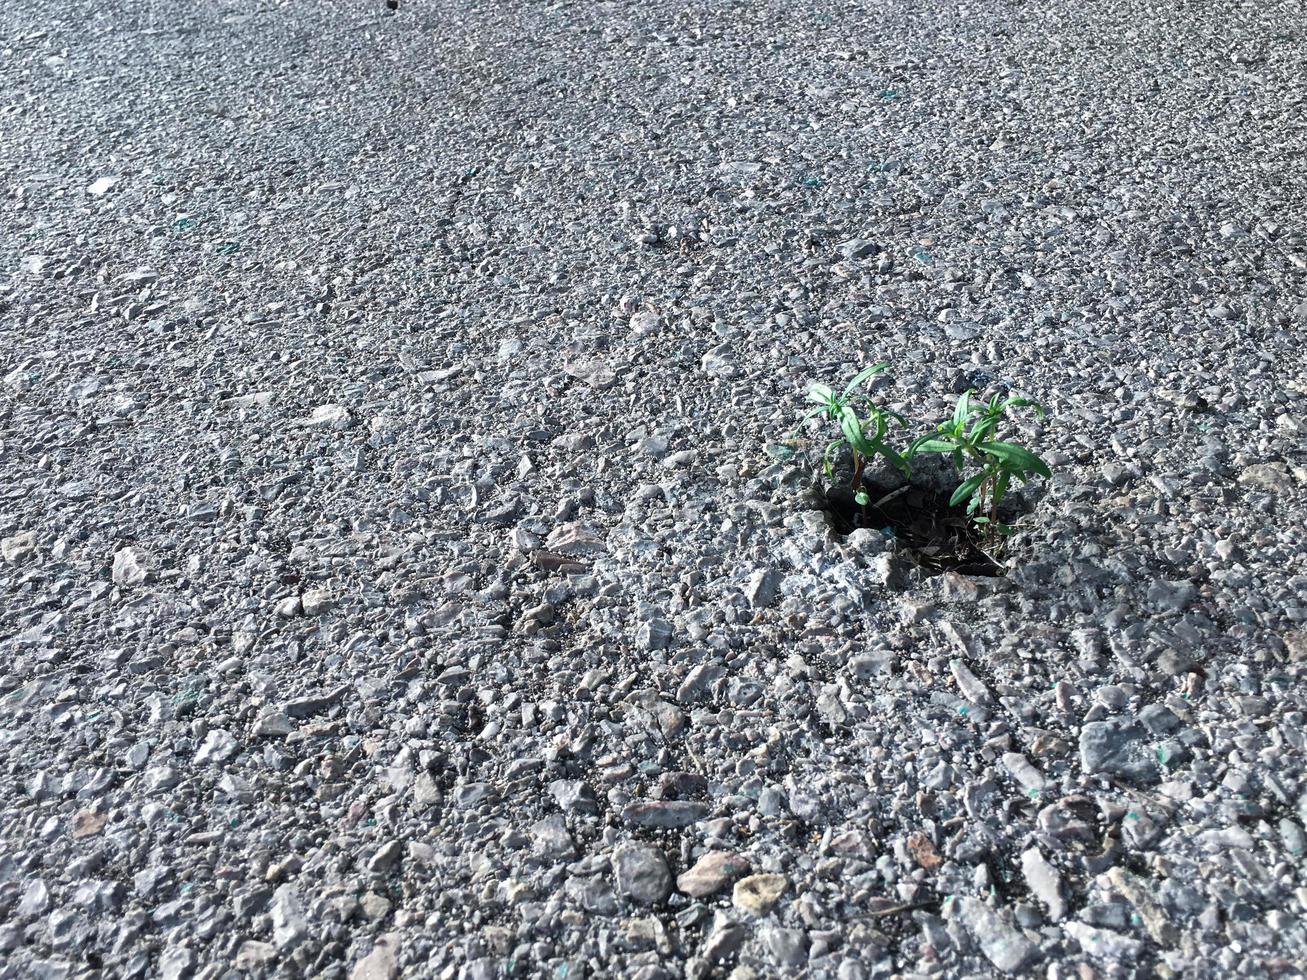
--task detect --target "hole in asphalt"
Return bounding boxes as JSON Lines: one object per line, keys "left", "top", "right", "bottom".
{"left": 820, "top": 475, "right": 1032, "bottom": 578}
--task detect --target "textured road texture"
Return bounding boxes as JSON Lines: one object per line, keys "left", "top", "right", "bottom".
{"left": 2, "top": 1, "right": 1306, "bottom": 978}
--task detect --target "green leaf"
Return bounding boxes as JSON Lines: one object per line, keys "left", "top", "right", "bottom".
{"left": 979, "top": 441, "right": 1052, "bottom": 478}
{"left": 840, "top": 412, "right": 873, "bottom": 457}
{"left": 840, "top": 363, "right": 888, "bottom": 398}
{"left": 838, "top": 405, "right": 861, "bottom": 436}
{"left": 908, "top": 437, "right": 956, "bottom": 455}
{"left": 870, "top": 411, "right": 888, "bottom": 442}
{"left": 822, "top": 439, "right": 842, "bottom": 478}
{"left": 952, "top": 391, "right": 972, "bottom": 428}
{"left": 854, "top": 489, "right": 870, "bottom": 505}
{"left": 1002, "top": 396, "right": 1045, "bottom": 418}
{"left": 806, "top": 383, "right": 835, "bottom": 405}
{"left": 789, "top": 405, "right": 827, "bottom": 438}
{"left": 970, "top": 416, "right": 997, "bottom": 443}
{"left": 950, "top": 472, "right": 987, "bottom": 508}
{"left": 993, "top": 468, "right": 1011, "bottom": 506}
{"left": 877, "top": 442, "right": 911, "bottom": 476}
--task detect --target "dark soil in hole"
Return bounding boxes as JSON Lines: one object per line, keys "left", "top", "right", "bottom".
{"left": 822, "top": 476, "right": 1022, "bottom": 577}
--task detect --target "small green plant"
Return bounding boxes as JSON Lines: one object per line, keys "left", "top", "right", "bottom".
{"left": 791, "top": 369, "right": 1053, "bottom": 561}
{"left": 791, "top": 364, "right": 910, "bottom": 506}
{"left": 906, "top": 390, "right": 1051, "bottom": 541}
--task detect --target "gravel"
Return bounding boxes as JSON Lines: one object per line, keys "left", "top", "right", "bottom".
{"left": 2, "top": 0, "right": 1306, "bottom": 977}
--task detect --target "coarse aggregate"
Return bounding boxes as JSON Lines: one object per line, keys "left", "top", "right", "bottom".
{"left": 2, "top": 1, "right": 1306, "bottom": 977}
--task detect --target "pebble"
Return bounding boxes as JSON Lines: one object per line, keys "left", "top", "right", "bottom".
{"left": 732, "top": 874, "right": 788, "bottom": 915}
{"left": 271, "top": 885, "right": 307, "bottom": 949}
{"left": 1020, "top": 848, "right": 1065, "bottom": 920}
{"left": 111, "top": 546, "right": 150, "bottom": 587}
{"left": 252, "top": 711, "right": 295, "bottom": 737}
{"left": 677, "top": 852, "right": 750, "bottom": 898}
{"left": 612, "top": 844, "right": 673, "bottom": 904}
{"left": 300, "top": 404, "right": 353, "bottom": 430}
{"left": 351, "top": 935, "right": 400, "bottom": 980}
{"left": 1063, "top": 921, "right": 1144, "bottom": 960}
{"left": 1, "top": 531, "right": 37, "bottom": 564}
{"left": 745, "top": 569, "right": 781, "bottom": 609}
{"left": 955, "top": 897, "right": 1040, "bottom": 972}
{"left": 193, "top": 730, "right": 239, "bottom": 765}
{"left": 86, "top": 175, "right": 119, "bottom": 196}
{"left": 1079, "top": 718, "right": 1161, "bottom": 785}
{"left": 620, "top": 801, "right": 707, "bottom": 829}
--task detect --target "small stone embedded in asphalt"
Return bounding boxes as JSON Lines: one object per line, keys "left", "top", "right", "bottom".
{"left": 1080, "top": 717, "right": 1162, "bottom": 785}
{"left": 86, "top": 175, "right": 119, "bottom": 196}
{"left": 282, "top": 685, "right": 350, "bottom": 718}
{"left": 530, "top": 814, "right": 577, "bottom": 859}
{"left": 252, "top": 710, "right": 295, "bottom": 737}
{"left": 956, "top": 897, "right": 1041, "bottom": 973}
{"left": 159, "top": 947, "right": 195, "bottom": 980}
{"left": 1, "top": 530, "right": 38, "bottom": 564}
{"left": 1064, "top": 921, "right": 1145, "bottom": 960}
{"left": 623, "top": 689, "right": 687, "bottom": 738}
{"left": 760, "top": 925, "right": 809, "bottom": 966}
{"left": 620, "top": 801, "right": 708, "bottom": 829}
{"left": 700, "top": 343, "right": 739, "bottom": 378}
{"left": 1020, "top": 847, "right": 1066, "bottom": 921}
{"left": 545, "top": 522, "right": 607, "bottom": 555}
{"left": 629, "top": 310, "right": 662, "bottom": 337}
{"left": 612, "top": 843, "right": 673, "bottom": 904}
{"left": 906, "top": 831, "right": 944, "bottom": 870}
{"left": 732, "top": 873, "right": 788, "bottom": 915}
{"left": 271, "top": 884, "right": 307, "bottom": 950}
{"left": 636, "top": 617, "right": 674, "bottom": 651}
{"left": 302, "top": 588, "right": 334, "bottom": 615}
{"left": 702, "top": 915, "right": 748, "bottom": 960}
{"left": 193, "top": 729, "right": 239, "bottom": 765}
{"left": 1001, "top": 752, "right": 1047, "bottom": 794}
{"left": 351, "top": 934, "right": 400, "bottom": 980}
{"left": 564, "top": 356, "right": 617, "bottom": 389}
{"left": 1238, "top": 462, "right": 1295, "bottom": 493}
{"left": 300, "top": 403, "right": 352, "bottom": 430}
{"left": 677, "top": 851, "right": 750, "bottom": 898}
{"left": 838, "top": 238, "right": 879, "bottom": 260}
{"left": 70, "top": 810, "right": 108, "bottom": 839}
{"left": 745, "top": 568, "right": 782, "bottom": 609}
{"left": 17, "top": 880, "right": 50, "bottom": 917}
{"left": 1147, "top": 579, "right": 1198, "bottom": 613}
{"left": 950, "top": 659, "right": 993, "bottom": 704}
{"left": 235, "top": 941, "right": 277, "bottom": 970}
{"left": 111, "top": 546, "right": 150, "bottom": 586}
{"left": 1104, "top": 867, "right": 1180, "bottom": 944}
{"left": 549, "top": 778, "right": 598, "bottom": 814}
{"left": 368, "top": 840, "right": 404, "bottom": 874}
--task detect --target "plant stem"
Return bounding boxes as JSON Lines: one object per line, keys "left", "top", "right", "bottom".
{"left": 851, "top": 451, "right": 867, "bottom": 524}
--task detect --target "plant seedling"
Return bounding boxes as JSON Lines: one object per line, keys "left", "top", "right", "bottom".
{"left": 907, "top": 390, "right": 1051, "bottom": 542}
{"left": 792, "top": 364, "right": 910, "bottom": 506}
